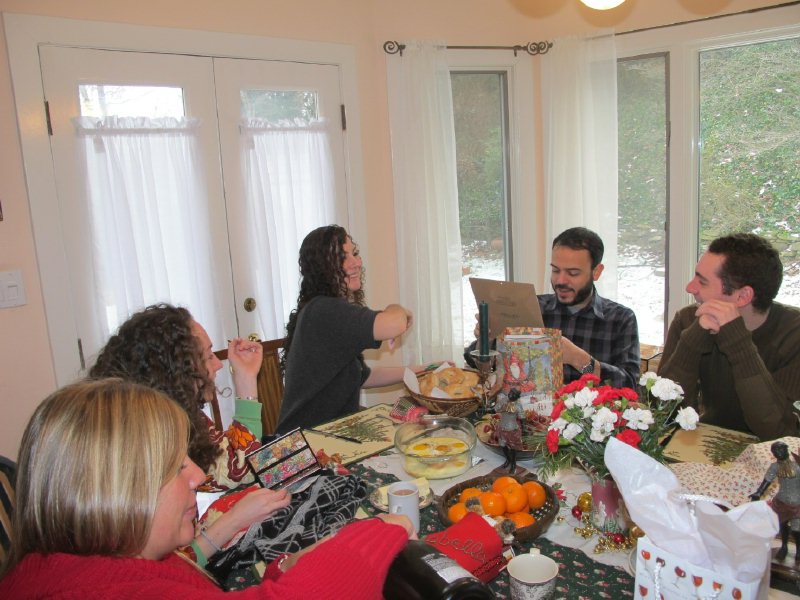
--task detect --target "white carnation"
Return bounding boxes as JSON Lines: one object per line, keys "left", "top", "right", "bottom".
{"left": 676, "top": 406, "right": 700, "bottom": 430}
{"left": 623, "top": 407, "right": 654, "bottom": 431}
{"left": 651, "top": 377, "right": 684, "bottom": 401}
{"left": 640, "top": 371, "right": 659, "bottom": 386}
{"left": 573, "top": 387, "right": 597, "bottom": 408}
{"left": 563, "top": 422, "right": 583, "bottom": 440}
{"left": 564, "top": 397, "right": 575, "bottom": 409}
{"left": 548, "top": 417, "right": 567, "bottom": 432}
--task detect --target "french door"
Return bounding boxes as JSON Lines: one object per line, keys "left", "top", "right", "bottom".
{"left": 39, "top": 45, "right": 347, "bottom": 413}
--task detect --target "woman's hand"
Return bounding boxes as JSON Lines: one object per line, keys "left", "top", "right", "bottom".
{"left": 376, "top": 513, "right": 417, "bottom": 540}
{"left": 228, "top": 338, "right": 263, "bottom": 398}
{"left": 227, "top": 487, "right": 291, "bottom": 530}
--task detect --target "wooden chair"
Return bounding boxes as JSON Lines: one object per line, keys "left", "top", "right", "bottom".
{"left": 640, "top": 343, "right": 664, "bottom": 375}
{"left": 0, "top": 455, "right": 16, "bottom": 566}
{"left": 212, "top": 338, "right": 286, "bottom": 436}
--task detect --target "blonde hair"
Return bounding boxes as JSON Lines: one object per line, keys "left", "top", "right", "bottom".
{"left": 2, "top": 378, "right": 189, "bottom": 575}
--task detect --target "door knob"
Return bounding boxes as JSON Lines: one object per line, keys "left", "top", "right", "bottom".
{"left": 243, "top": 297, "right": 256, "bottom": 312}
{"left": 248, "top": 333, "right": 262, "bottom": 342}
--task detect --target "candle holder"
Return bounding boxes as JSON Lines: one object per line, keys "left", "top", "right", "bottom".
{"left": 469, "top": 349, "right": 501, "bottom": 417}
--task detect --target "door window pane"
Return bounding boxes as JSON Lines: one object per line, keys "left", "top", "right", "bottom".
{"left": 699, "top": 37, "right": 800, "bottom": 306}
{"left": 617, "top": 55, "right": 668, "bottom": 345}
{"left": 79, "top": 85, "right": 184, "bottom": 118}
{"left": 240, "top": 90, "right": 319, "bottom": 121}
{"left": 451, "top": 72, "right": 510, "bottom": 342}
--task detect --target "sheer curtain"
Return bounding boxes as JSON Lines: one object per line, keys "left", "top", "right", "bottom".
{"left": 73, "top": 116, "right": 225, "bottom": 355}
{"left": 240, "top": 118, "right": 335, "bottom": 339}
{"left": 541, "top": 33, "right": 620, "bottom": 298}
{"left": 386, "top": 41, "right": 464, "bottom": 365}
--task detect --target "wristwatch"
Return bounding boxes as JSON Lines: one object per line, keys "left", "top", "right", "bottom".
{"left": 580, "top": 357, "right": 596, "bottom": 375}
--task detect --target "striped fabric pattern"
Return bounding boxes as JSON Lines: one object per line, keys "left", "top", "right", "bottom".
{"left": 0, "top": 457, "right": 15, "bottom": 566}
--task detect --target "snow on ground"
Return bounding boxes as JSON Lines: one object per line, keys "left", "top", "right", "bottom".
{"left": 461, "top": 254, "right": 800, "bottom": 347}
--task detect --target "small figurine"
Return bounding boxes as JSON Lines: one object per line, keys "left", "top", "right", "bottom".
{"left": 498, "top": 388, "right": 524, "bottom": 474}
{"left": 750, "top": 441, "right": 800, "bottom": 562}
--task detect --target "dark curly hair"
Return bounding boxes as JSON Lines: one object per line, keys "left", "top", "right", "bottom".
{"left": 89, "top": 303, "right": 221, "bottom": 472}
{"left": 281, "top": 225, "right": 365, "bottom": 373}
{"left": 708, "top": 233, "right": 783, "bottom": 312}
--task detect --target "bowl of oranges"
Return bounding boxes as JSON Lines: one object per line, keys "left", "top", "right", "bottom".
{"left": 436, "top": 471, "right": 559, "bottom": 542}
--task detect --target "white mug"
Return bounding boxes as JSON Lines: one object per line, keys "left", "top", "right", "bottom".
{"left": 507, "top": 547, "right": 559, "bottom": 600}
{"left": 387, "top": 481, "right": 420, "bottom": 533}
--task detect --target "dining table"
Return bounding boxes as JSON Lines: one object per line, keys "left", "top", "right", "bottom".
{"left": 214, "top": 402, "right": 798, "bottom": 599}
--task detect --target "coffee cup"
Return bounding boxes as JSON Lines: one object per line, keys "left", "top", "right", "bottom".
{"left": 387, "top": 481, "right": 420, "bottom": 533}
{"left": 507, "top": 547, "right": 559, "bottom": 600}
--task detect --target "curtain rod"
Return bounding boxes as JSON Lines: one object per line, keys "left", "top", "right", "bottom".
{"left": 617, "top": 0, "right": 800, "bottom": 36}
{"left": 382, "top": 40, "right": 553, "bottom": 57}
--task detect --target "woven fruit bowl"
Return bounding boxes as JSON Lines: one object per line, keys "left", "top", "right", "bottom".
{"left": 436, "top": 471, "right": 559, "bottom": 543}
{"left": 407, "top": 369, "right": 482, "bottom": 418}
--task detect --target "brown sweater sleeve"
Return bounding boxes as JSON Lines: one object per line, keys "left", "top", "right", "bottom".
{"left": 658, "top": 307, "right": 713, "bottom": 410}
{"left": 716, "top": 317, "right": 798, "bottom": 439}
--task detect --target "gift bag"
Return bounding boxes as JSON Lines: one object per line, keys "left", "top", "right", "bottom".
{"left": 605, "top": 438, "right": 778, "bottom": 600}
{"left": 496, "top": 327, "right": 563, "bottom": 397}
{"left": 634, "top": 535, "right": 765, "bottom": 600}
{"left": 425, "top": 512, "right": 508, "bottom": 583}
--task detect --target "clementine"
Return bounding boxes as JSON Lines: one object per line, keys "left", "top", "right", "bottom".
{"left": 447, "top": 502, "right": 469, "bottom": 523}
{"left": 491, "top": 475, "right": 519, "bottom": 494}
{"left": 522, "top": 481, "right": 547, "bottom": 509}
{"left": 501, "top": 483, "right": 528, "bottom": 513}
{"left": 507, "top": 511, "right": 536, "bottom": 529}
{"left": 479, "top": 491, "right": 507, "bottom": 516}
{"left": 459, "top": 487, "right": 482, "bottom": 503}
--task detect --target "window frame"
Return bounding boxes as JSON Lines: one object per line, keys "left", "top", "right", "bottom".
{"left": 616, "top": 4, "right": 800, "bottom": 335}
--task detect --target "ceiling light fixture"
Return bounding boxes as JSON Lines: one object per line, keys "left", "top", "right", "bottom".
{"left": 580, "top": 0, "right": 626, "bottom": 9}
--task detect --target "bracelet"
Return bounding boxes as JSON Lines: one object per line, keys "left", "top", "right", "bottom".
{"left": 276, "top": 553, "right": 290, "bottom": 573}
{"left": 199, "top": 526, "right": 221, "bottom": 553}
{"left": 236, "top": 396, "right": 259, "bottom": 402}
{"left": 190, "top": 539, "right": 208, "bottom": 568}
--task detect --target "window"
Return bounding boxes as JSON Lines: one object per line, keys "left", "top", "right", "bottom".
{"left": 698, "top": 37, "right": 800, "bottom": 311}
{"left": 452, "top": 71, "right": 511, "bottom": 341}
{"left": 617, "top": 7, "right": 800, "bottom": 344}
{"left": 616, "top": 54, "right": 668, "bottom": 345}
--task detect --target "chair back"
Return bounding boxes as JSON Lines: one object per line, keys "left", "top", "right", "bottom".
{"left": 0, "top": 455, "right": 16, "bottom": 566}
{"left": 213, "top": 338, "right": 286, "bottom": 436}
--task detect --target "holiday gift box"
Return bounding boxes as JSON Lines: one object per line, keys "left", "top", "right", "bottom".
{"left": 634, "top": 535, "right": 766, "bottom": 600}
{"left": 496, "top": 327, "right": 563, "bottom": 397}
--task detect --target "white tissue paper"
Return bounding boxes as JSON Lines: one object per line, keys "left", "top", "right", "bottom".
{"left": 604, "top": 438, "right": 778, "bottom": 585}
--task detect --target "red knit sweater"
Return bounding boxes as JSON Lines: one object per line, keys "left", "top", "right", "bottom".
{"left": 0, "top": 518, "right": 406, "bottom": 599}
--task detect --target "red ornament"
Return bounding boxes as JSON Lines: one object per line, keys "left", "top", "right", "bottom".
{"left": 571, "top": 505, "right": 583, "bottom": 519}
{"left": 612, "top": 533, "right": 626, "bottom": 545}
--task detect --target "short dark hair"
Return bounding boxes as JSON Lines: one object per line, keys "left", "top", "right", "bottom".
{"left": 552, "top": 227, "right": 604, "bottom": 269}
{"left": 708, "top": 233, "right": 782, "bottom": 312}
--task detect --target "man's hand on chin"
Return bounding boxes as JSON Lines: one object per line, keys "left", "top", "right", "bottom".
{"left": 695, "top": 299, "right": 740, "bottom": 334}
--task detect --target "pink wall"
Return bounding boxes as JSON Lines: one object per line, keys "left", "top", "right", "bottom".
{"left": 0, "top": 0, "right": 791, "bottom": 458}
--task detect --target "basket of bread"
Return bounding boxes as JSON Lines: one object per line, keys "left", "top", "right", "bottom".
{"left": 406, "top": 366, "right": 482, "bottom": 418}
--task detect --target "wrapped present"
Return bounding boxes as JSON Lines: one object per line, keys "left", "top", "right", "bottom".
{"left": 496, "top": 327, "right": 563, "bottom": 397}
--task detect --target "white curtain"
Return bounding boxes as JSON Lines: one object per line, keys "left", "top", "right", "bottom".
{"left": 73, "top": 116, "right": 225, "bottom": 353}
{"left": 541, "top": 33, "right": 619, "bottom": 298}
{"left": 240, "top": 118, "right": 336, "bottom": 339}
{"left": 386, "top": 41, "right": 463, "bottom": 365}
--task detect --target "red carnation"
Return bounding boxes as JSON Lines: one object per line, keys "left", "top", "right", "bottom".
{"left": 618, "top": 387, "right": 639, "bottom": 401}
{"left": 551, "top": 400, "right": 566, "bottom": 420}
{"left": 579, "top": 373, "right": 601, "bottom": 385}
{"left": 546, "top": 429, "right": 561, "bottom": 453}
{"left": 615, "top": 429, "right": 641, "bottom": 448}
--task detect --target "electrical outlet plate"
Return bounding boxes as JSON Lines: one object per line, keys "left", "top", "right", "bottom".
{"left": 0, "top": 270, "right": 27, "bottom": 308}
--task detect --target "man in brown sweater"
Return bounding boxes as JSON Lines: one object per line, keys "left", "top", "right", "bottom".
{"left": 658, "top": 233, "right": 800, "bottom": 440}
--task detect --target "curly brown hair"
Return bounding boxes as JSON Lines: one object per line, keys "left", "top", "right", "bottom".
{"left": 89, "top": 303, "right": 221, "bottom": 472}
{"left": 281, "top": 225, "right": 365, "bottom": 373}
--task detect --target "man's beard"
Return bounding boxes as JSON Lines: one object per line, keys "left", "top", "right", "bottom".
{"left": 553, "top": 279, "right": 594, "bottom": 306}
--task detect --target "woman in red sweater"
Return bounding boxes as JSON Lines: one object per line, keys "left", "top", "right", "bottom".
{"left": 0, "top": 379, "right": 412, "bottom": 599}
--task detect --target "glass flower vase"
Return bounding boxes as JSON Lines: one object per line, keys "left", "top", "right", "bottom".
{"left": 590, "top": 476, "right": 629, "bottom": 534}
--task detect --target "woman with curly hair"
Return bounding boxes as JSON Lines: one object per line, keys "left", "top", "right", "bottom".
{"left": 278, "top": 225, "right": 433, "bottom": 432}
{"left": 90, "top": 304, "right": 291, "bottom": 563}
{"left": 0, "top": 378, "right": 414, "bottom": 598}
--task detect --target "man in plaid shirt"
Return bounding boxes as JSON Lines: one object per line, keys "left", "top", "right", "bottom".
{"left": 466, "top": 227, "right": 640, "bottom": 389}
